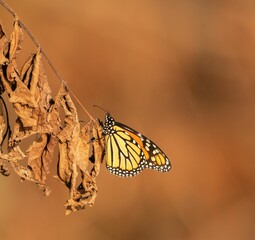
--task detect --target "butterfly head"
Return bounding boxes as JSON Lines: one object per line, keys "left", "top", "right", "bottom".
{"left": 103, "top": 113, "right": 115, "bottom": 135}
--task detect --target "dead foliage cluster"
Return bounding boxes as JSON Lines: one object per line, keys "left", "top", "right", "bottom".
{"left": 0, "top": 19, "right": 105, "bottom": 215}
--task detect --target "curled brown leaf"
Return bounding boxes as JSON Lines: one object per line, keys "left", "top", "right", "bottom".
{"left": 0, "top": 23, "right": 8, "bottom": 66}
{"left": 0, "top": 97, "right": 6, "bottom": 146}
{"left": 0, "top": 145, "right": 25, "bottom": 162}
{"left": 27, "top": 133, "right": 56, "bottom": 184}
{"left": 0, "top": 161, "right": 10, "bottom": 176}
{"left": 91, "top": 120, "right": 105, "bottom": 177}
{"left": 9, "top": 19, "right": 24, "bottom": 62}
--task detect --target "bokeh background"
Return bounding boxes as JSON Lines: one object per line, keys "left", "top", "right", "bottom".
{"left": 1, "top": 0, "right": 255, "bottom": 239}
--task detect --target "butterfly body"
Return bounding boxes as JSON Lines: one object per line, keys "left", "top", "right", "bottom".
{"left": 103, "top": 113, "right": 171, "bottom": 177}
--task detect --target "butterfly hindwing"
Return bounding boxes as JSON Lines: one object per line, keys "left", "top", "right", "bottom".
{"left": 116, "top": 122, "right": 171, "bottom": 172}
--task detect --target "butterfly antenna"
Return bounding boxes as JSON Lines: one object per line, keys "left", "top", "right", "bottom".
{"left": 93, "top": 105, "right": 109, "bottom": 114}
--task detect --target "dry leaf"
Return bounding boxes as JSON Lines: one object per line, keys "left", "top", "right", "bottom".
{"left": 0, "top": 23, "right": 5, "bottom": 38}
{"left": 0, "top": 160, "right": 10, "bottom": 176}
{"left": 20, "top": 48, "right": 52, "bottom": 113}
{"left": 2, "top": 49, "right": 54, "bottom": 144}
{"left": 44, "top": 83, "right": 63, "bottom": 135}
{"left": 57, "top": 85, "right": 80, "bottom": 186}
{"left": 0, "top": 21, "right": 55, "bottom": 194}
{"left": 1, "top": 63, "right": 38, "bottom": 143}
{"left": 2, "top": 19, "right": 23, "bottom": 88}
{"left": 56, "top": 86, "right": 103, "bottom": 214}
{"left": 65, "top": 121, "right": 105, "bottom": 215}
{"left": 64, "top": 123, "right": 101, "bottom": 215}
{"left": 27, "top": 133, "right": 56, "bottom": 183}
{"left": 58, "top": 142, "right": 73, "bottom": 186}
{"left": 65, "top": 171, "right": 97, "bottom": 215}
{"left": 0, "top": 145, "right": 25, "bottom": 161}
{"left": 9, "top": 19, "right": 24, "bottom": 62}
{"left": 27, "top": 133, "right": 56, "bottom": 195}
{"left": 0, "top": 23, "right": 8, "bottom": 66}
{"left": 76, "top": 124, "right": 91, "bottom": 173}
{"left": 0, "top": 97, "right": 6, "bottom": 146}
{"left": 10, "top": 161, "right": 36, "bottom": 182}
{"left": 91, "top": 121, "right": 105, "bottom": 177}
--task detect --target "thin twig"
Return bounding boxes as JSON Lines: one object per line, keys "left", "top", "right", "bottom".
{"left": 0, "top": 0, "right": 94, "bottom": 120}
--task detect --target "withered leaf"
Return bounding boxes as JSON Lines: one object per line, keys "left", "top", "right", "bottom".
{"left": 57, "top": 86, "right": 79, "bottom": 143}
{"left": 1, "top": 65, "right": 38, "bottom": 135}
{"left": 76, "top": 124, "right": 91, "bottom": 173}
{"left": 10, "top": 161, "right": 36, "bottom": 183}
{"left": 8, "top": 19, "right": 24, "bottom": 62}
{"left": 0, "top": 146, "right": 25, "bottom": 161}
{"left": 65, "top": 121, "right": 105, "bottom": 215}
{"left": 2, "top": 49, "right": 54, "bottom": 144}
{"left": 0, "top": 23, "right": 8, "bottom": 65}
{"left": 58, "top": 142, "right": 72, "bottom": 185}
{"left": 27, "top": 133, "right": 56, "bottom": 195}
{"left": 64, "top": 171, "right": 98, "bottom": 215}
{"left": 20, "top": 48, "right": 52, "bottom": 111}
{"left": 0, "top": 97, "right": 6, "bottom": 146}
{"left": 27, "top": 133, "right": 56, "bottom": 183}
{"left": 11, "top": 118, "right": 36, "bottom": 144}
{"left": 0, "top": 22, "right": 5, "bottom": 38}
{"left": 91, "top": 120, "right": 105, "bottom": 177}
{"left": 56, "top": 86, "right": 102, "bottom": 214}
{"left": 0, "top": 19, "right": 23, "bottom": 93}
{"left": 0, "top": 161, "right": 10, "bottom": 176}
{"left": 57, "top": 84, "right": 80, "bottom": 186}
{"left": 44, "top": 83, "right": 63, "bottom": 135}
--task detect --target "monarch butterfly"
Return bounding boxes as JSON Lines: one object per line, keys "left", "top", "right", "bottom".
{"left": 102, "top": 113, "right": 171, "bottom": 177}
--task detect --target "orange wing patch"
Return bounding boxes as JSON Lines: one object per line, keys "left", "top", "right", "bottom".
{"left": 127, "top": 131, "right": 150, "bottom": 160}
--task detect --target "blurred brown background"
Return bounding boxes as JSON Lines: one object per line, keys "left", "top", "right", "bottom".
{"left": 1, "top": 0, "right": 255, "bottom": 239}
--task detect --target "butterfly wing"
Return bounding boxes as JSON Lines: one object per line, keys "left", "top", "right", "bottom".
{"left": 105, "top": 121, "right": 171, "bottom": 177}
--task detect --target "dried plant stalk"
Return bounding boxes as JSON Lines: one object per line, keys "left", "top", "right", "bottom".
{"left": 0, "top": 9, "right": 105, "bottom": 213}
